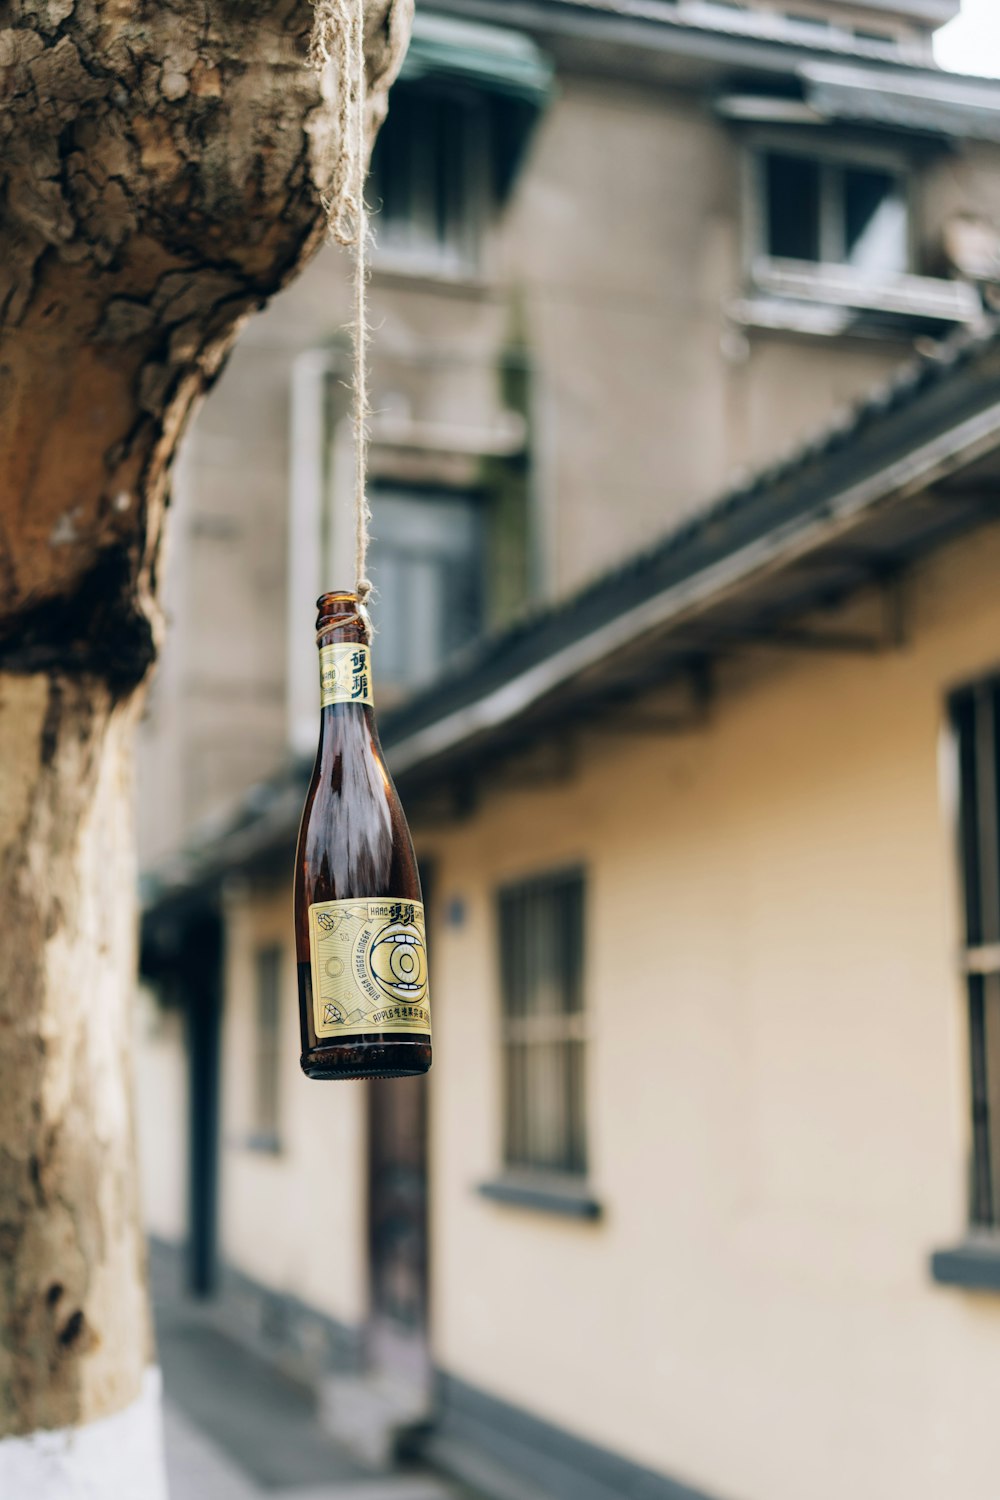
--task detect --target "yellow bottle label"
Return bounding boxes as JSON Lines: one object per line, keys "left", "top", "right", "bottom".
{"left": 319, "top": 644, "right": 373, "bottom": 708}
{"left": 308, "top": 898, "right": 430, "bottom": 1039}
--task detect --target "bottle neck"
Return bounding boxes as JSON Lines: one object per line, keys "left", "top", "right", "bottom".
{"left": 312, "top": 594, "right": 374, "bottom": 752}
{"left": 320, "top": 698, "right": 372, "bottom": 720}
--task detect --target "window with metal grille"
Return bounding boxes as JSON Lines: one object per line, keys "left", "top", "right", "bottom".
{"left": 953, "top": 680, "right": 1000, "bottom": 1227}
{"left": 498, "top": 871, "right": 586, "bottom": 1177}
{"left": 252, "top": 946, "right": 282, "bottom": 1150}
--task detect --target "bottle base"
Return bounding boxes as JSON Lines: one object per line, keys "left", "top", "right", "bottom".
{"left": 302, "top": 1066, "right": 427, "bottom": 1081}
{"left": 300, "top": 1037, "right": 431, "bottom": 1081}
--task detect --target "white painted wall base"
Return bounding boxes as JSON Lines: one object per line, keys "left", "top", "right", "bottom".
{"left": 0, "top": 1366, "right": 168, "bottom": 1500}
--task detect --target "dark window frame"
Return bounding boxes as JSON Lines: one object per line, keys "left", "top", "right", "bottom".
{"left": 368, "top": 79, "right": 493, "bottom": 278}
{"left": 366, "top": 483, "right": 487, "bottom": 694}
{"left": 746, "top": 137, "right": 913, "bottom": 280}
{"left": 950, "top": 679, "right": 1000, "bottom": 1231}
{"left": 250, "top": 945, "right": 283, "bottom": 1152}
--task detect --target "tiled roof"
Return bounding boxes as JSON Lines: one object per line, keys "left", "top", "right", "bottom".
{"left": 380, "top": 317, "right": 1000, "bottom": 781}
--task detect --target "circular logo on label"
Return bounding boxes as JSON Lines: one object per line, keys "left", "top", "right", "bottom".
{"left": 368, "top": 922, "right": 427, "bottom": 1002}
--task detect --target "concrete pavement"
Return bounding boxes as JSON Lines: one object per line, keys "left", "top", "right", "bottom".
{"left": 163, "top": 1398, "right": 456, "bottom": 1500}
{"left": 154, "top": 1273, "right": 472, "bottom": 1500}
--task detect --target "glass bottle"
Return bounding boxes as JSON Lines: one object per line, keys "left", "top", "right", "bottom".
{"left": 293, "top": 591, "right": 431, "bottom": 1080}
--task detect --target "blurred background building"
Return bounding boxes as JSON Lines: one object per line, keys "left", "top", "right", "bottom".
{"left": 136, "top": 3, "right": 1000, "bottom": 1498}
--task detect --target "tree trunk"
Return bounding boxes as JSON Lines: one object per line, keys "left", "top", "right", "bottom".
{"left": 0, "top": 675, "right": 164, "bottom": 1492}
{"left": 0, "top": 1, "right": 411, "bottom": 1491}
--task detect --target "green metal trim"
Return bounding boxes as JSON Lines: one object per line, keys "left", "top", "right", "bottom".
{"left": 399, "top": 12, "right": 554, "bottom": 108}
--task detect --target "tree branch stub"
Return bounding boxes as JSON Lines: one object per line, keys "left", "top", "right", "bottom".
{"left": 0, "top": 0, "right": 412, "bottom": 690}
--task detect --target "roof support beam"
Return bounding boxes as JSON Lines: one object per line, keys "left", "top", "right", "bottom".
{"left": 787, "top": 544, "right": 893, "bottom": 572}
{"left": 588, "top": 662, "right": 714, "bottom": 736}
{"left": 588, "top": 705, "right": 708, "bottom": 735}
{"left": 929, "top": 484, "right": 1000, "bottom": 510}
{"left": 696, "top": 624, "right": 886, "bottom": 654}
{"left": 674, "top": 573, "right": 909, "bottom": 657}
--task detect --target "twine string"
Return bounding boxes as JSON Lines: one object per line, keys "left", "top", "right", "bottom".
{"left": 310, "top": 0, "right": 373, "bottom": 635}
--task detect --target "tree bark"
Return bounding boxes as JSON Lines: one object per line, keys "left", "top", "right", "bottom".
{"left": 0, "top": 0, "right": 411, "bottom": 1488}
{"left": 0, "top": 676, "right": 151, "bottom": 1428}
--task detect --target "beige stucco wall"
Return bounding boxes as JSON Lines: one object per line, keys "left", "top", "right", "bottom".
{"left": 413, "top": 520, "right": 1000, "bottom": 1500}
{"left": 217, "top": 889, "right": 367, "bottom": 1331}
{"left": 921, "top": 140, "right": 1000, "bottom": 261}
{"left": 499, "top": 75, "right": 912, "bottom": 595}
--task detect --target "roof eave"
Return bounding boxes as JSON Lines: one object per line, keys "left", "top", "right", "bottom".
{"left": 423, "top": 0, "right": 962, "bottom": 83}
{"left": 385, "top": 402, "right": 1000, "bottom": 785}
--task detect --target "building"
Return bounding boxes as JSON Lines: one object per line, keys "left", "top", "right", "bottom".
{"left": 136, "top": 4, "right": 1000, "bottom": 1498}
{"left": 137, "top": 0, "right": 1000, "bottom": 872}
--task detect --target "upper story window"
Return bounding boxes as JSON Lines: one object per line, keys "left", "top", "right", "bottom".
{"left": 734, "top": 135, "right": 980, "bottom": 335}
{"left": 285, "top": 346, "right": 532, "bottom": 754}
{"left": 368, "top": 488, "right": 485, "bottom": 693}
{"left": 369, "top": 84, "right": 491, "bottom": 277}
{"left": 759, "top": 148, "right": 909, "bottom": 277}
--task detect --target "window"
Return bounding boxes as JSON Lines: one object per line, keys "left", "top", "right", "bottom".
{"left": 286, "top": 344, "right": 533, "bottom": 750}
{"left": 368, "top": 489, "right": 485, "bottom": 692}
{"left": 784, "top": 12, "right": 832, "bottom": 34}
{"left": 498, "top": 872, "right": 587, "bottom": 1177}
{"left": 953, "top": 680, "right": 1000, "bottom": 1228}
{"left": 758, "top": 149, "right": 909, "bottom": 277}
{"left": 369, "top": 84, "right": 491, "bottom": 275}
{"left": 252, "top": 946, "right": 282, "bottom": 1150}
{"left": 854, "top": 28, "right": 897, "bottom": 45}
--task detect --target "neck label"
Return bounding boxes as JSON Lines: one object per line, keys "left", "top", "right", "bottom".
{"left": 319, "top": 643, "right": 373, "bottom": 707}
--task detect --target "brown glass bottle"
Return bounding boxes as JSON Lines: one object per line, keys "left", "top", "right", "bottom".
{"left": 293, "top": 592, "right": 431, "bottom": 1080}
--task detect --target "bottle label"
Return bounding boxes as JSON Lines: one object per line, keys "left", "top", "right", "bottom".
{"left": 308, "top": 898, "right": 430, "bottom": 1039}
{"left": 319, "top": 644, "right": 373, "bottom": 708}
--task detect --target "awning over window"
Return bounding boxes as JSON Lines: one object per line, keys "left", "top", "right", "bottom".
{"left": 398, "top": 13, "right": 554, "bottom": 111}
{"left": 396, "top": 14, "right": 554, "bottom": 196}
{"left": 718, "top": 62, "right": 1000, "bottom": 145}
